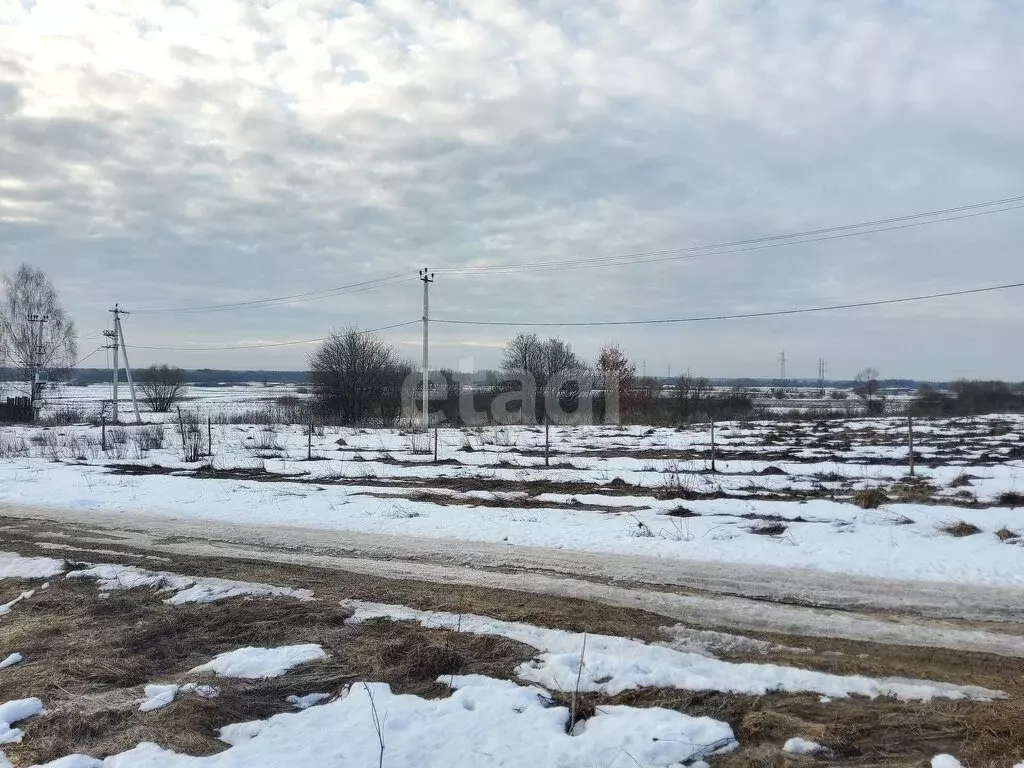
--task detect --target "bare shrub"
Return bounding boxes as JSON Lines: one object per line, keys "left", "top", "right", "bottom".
{"left": 137, "top": 365, "right": 186, "bottom": 413}
{"left": 42, "top": 408, "right": 91, "bottom": 426}
{"left": 251, "top": 426, "right": 283, "bottom": 451}
{"left": 176, "top": 411, "right": 206, "bottom": 462}
{"left": 0, "top": 433, "right": 29, "bottom": 458}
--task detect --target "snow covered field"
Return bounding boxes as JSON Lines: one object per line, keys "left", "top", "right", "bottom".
{"left": 0, "top": 410, "right": 1022, "bottom": 589}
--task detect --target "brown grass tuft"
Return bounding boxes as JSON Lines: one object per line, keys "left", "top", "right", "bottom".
{"left": 995, "top": 526, "right": 1020, "bottom": 542}
{"left": 939, "top": 520, "right": 982, "bottom": 537}
{"left": 852, "top": 487, "right": 888, "bottom": 509}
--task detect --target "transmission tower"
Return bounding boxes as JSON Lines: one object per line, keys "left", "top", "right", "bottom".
{"left": 778, "top": 349, "right": 787, "bottom": 388}
{"left": 817, "top": 358, "right": 827, "bottom": 398}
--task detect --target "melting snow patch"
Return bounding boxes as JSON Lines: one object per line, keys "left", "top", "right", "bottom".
{"left": 190, "top": 645, "right": 327, "bottom": 679}
{"left": 347, "top": 601, "right": 1005, "bottom": 701}
{"left": 0, "top": 655, "right": 21, "bottom": 670}
{"left": 139, "top": 685, "right": 178, "bottom": 712}
{"left": 22, "top": 677, "right": 735, "bottom": 766}
{"left": 0, "top": 698, "right": 43, "bottom": 745}
{"left": 139, "top": 683, "right": 220, "bottom": 711}
{"left": 0, "top": 590, "right": 34, "bottom": 617}
{"left": 0, "top": 553, "right": 65, "bottom": 580}
{"left": 931, "top": 756, "right": 964, "bottom": 768}
{"left": 784, "top": 737, "right": 829, "bottom": 756}
{"left": 66, "top": 564, "right": 314, "bottom": 604}
{"left": 286, "top": 693, "right": 330, "bottom": 709}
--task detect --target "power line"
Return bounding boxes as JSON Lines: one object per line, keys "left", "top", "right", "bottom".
{"left": 71, "top": 346, "right": 105, "bottom": 367}
{"left": 130, "top": 273, "right": 415, "bottom": 315}
{"left": 121, "top": 320, "right": 420, "bottom": 352}
{"left": 435, "top": 196, "right": 1024, "bottom": 276}
{"left": 432, "top": 280, "right": 1024, "bottom": 328}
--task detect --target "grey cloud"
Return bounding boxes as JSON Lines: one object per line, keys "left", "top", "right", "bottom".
{"left": 0, "top": 0, "right": 1022, "bottom": 378}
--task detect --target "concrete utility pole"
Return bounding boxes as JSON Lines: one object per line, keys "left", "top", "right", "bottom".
{"left": 105, "top": 304, "right": 141, "bottom": 424}
{"left": 103, "top": 320, "right": 119, "bottom": 423}
{"left": 420, "top": 268, "right": 434, "bottom": 433}
{"left": 26, "top": 312, "right": 48, "bottom": 419}
{"left": 114, "top": 307, "right": 141, "bottom": 424}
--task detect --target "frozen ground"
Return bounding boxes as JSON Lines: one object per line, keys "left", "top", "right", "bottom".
{"left": 0, "top": 413, "right": 1022, "bottom": 591}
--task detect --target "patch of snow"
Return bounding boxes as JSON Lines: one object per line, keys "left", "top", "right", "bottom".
{"left": 139, "top": 684, "right": 178, "bottom": 712}
{"left": 218, "top": 676, "right": 738, "bottom": 766}
{"left": 0, "top": 552, "right": 64, "bottom": 580}
{"left": 347, "top": 601, "right": 1004, "bottom": 701}
{"left": 66, "top": 563, "right": 314, "bottom": 604}
{"left": 931, "top": 756, "right": 964, "bottom": 768}
{"left": 784, "top": 737, "right": 828, "bottom": 755}
{"left": 0, "top": 590, "right": 34, "bottom": 616}
{"left": 190, "top": 645, "right": 327, "bottom": 679}
{"left": 286, "top": 693, "right": 330, "bottom": 709}
{"left": 0, "top": 698, "right": 43, "bottom": 745}
{"left": 0, "top": 655, "right": 21, "bottom": 670}
{"left": 138, "top": 682, "right": 219, "bottom": 712}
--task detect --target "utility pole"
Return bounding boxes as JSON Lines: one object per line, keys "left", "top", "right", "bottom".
{"left": 420, "top": 268, "right": 434, "bottom": 433}
{"left": 113, "top": 306, "right": 141, "bottom": 424}
{"left": 103, "top": 320, "right": 119, "bottom": 423}
{"left": 26, "top": 312, "right": 48, "bottom": 420}
{"left": 105, "top": 304, "right": 141, "bottom": 424}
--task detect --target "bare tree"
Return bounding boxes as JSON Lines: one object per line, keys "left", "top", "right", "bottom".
{"left": 596, "top": 343, "right": 636, "bottom": 424}
{"left": 138, "top": 364, "right": 187, "bottom": 413}
{"left": 501, "top": 334, "right": 585, "bottom": 422}
{"left": 854, "top": 367, "right": 884, "bottom": 414}
{"left": 672, "top": 374, "right": 711, "bottom": 422}
{"left": 309, "top": 328, "right": 404, "bottom": 425}
{"left": 596, "top": 343, "right": 636, "bottom": 390}
{"left": 0, "top": 265, "right": 78, "bottom": 390}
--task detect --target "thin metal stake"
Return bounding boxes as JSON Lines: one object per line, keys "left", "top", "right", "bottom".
{"left": 908, "top": 413, "right": 915, "bottom": 476}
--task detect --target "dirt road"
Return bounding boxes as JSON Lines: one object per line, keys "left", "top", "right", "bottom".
{"left": 2, "top": 502, "right": 1022, "bottom": 657}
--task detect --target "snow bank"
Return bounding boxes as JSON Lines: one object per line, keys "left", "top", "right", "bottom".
{"left": 931, "top": 756, "right": 963, "bottom": 768}
{"left": 32, "top": 676, "right": 736, "bottom": 767}
{"left": 348, "top": 601, "right": 1004, "bottom": 701}
{"left": 0, "top": 553, "right": 64, "bottom": 580}
{"left": 66, "top": 563, "right": 314, "bottom": 604}
{"left": 190, "top": 645, "right": 327, "bottom": 679}
{"left": 0, "top": 698, "right": 43, "bottom": 745}
{"left": 0, "top": 655, "right": 21, "bottom": 670}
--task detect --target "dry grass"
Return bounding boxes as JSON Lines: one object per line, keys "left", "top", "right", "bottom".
{"left": 852, "top": 487, "right": 888, "bottom": 509}
{"left": 891, "top": 477, "right": 938, "bottom": 503}
{"left": 939, "top": 520, "right": 983, "bottom": 537}
{"left": 0, "top": 578, "right": 535, "bottom": 765}
{"left": 997, "top": 491, "right": 1024, "bottom": 508}
{"left": 995, "top": 526, "right": 1021, "bottom": 542}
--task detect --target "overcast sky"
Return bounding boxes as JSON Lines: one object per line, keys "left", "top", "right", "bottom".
{"left": 2, "top": 0, "right": 1023, "bottom": 380}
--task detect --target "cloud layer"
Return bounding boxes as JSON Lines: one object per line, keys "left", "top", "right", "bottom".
{"left": 2, "top": 0, "right": 1023, "bottom": 378}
